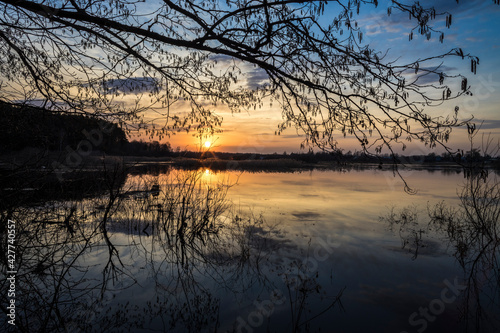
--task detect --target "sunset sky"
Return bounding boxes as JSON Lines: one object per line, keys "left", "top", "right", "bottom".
{"left": 4, "top": 1, "right": 499, "bottom": 155}
{"left": 134, "top": 0, "right": 499, "bottom": 155}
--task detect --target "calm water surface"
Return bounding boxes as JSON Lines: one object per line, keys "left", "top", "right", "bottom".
{"left": 2, "top": 167, "right": 498, "bottom": 332}
{"left": 203, "top": 169, "right": 466, "bottom": 332}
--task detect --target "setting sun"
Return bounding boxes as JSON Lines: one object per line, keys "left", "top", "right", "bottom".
{"left": 204, "top": 141, "right": 211, "bottom": 148}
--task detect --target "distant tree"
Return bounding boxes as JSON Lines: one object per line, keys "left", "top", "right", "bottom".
{"left": 123, "top": 140, "right": 172, "bottom": 156}
{"left": 0, "top": 0, "right": 497, "bottom": 156}
{"left": 424, "top": 152, "right": 437, "bottom": 163}
{"left": 464, "top": 148, "right": 482, "bottom": 163}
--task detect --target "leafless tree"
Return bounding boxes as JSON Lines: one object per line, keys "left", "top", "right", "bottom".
{"left": 0, "top": 0, "right": 497, "bottom": 152}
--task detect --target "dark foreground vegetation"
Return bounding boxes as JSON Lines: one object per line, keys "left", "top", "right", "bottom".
{"left": 0, "top": 101, "right": 127, "bottom": 153}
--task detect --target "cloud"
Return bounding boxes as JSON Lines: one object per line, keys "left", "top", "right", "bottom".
{"left": 209, "top": 54, "right": 234, "bottom": 64}
{"left": 245, "top": 68, "right": 270, "bottom": 89}
{"left": 395, "top": 0, "right": 494, "bottom": 19}
{"left": 387, "top": 36, "right": 403, "bottom": 42}
{"left": 361, "top": 0, "right": 497, "bottom": 41}
{"left": 100, "top": 77, "right": 159, "bottom": 94}
{"left": 419, "top": 65, "right": 458, "bottom": 73}
{"left": 11, "top": 99, "right": 67, "bottom": 109}
{"left": 443, "top": 33, "right": 457, "bottom": 42}
{"left": 385, "top": 25, "right": 402, "bottom": 34}
{"left": 413, "top": 73, "right": 441, "bottom": 85}
{"left": 399, "top": 64, "right": 458, "bottom": 85}
{"left": 474, "top": 119, "right": 500, "bottom": 130}
{"left": 466, "top": 37, "right": 482, "bottom": 42}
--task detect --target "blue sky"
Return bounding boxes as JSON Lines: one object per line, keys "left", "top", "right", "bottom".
{"left": 157, "top": 0, "right": 500, "bottom": 154}
{"left": 359, "top": 0, "right": 500, "bottom": 152}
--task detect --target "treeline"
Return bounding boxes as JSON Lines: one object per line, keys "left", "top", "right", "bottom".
{"left": 121, "top": 145, "right": 498, "bottom": 165}
{"left": 122, "top": 140, "right": 172, "bottom": 156}
{"left": 174, "top": 150, "right": 498, "bottom": 165}
{"left": 0, "top": 101, "right": 127, "bottom": 153}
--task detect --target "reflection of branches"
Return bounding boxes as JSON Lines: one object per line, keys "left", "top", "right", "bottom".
{"left": 429, "top": 172, "right": 500, "bottom": 332}
{"left": 0, "top": 204, "right": 100, "bottom": 332}
{"left": 0, "top": 163, "right": 131, "bottom": 332}
{"left": 117, "top": 172, "right": 283, "bottom": 331}
{"left": 279, "top": 243, "right": 345, "bottom": 333}
{"left": 385, "top": 205, "right": 427, "bottom": 260}
{"left": 444, "top": 128, "right": 500, "bottom": 331}
{"left": 1, "top": 168, "right": 345, "bottom": 332}
{"left": 99, "top": 163, "right": 130, "bottom": 292}
{"left": 117, "top": 170, "right": 345, "bottom": 331}
{"left": 383, "top": 131, "right": 500, "bottom": 331}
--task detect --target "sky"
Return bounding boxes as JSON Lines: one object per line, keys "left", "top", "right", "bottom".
{"left": 5, "top": 0, "right": 499, "bottom": 155}
{"left": 128, "top": 0, "right": 499, "bottom": 155}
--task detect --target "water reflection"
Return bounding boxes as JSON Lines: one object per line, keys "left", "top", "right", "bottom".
{"left": 1, "top": 166, "right": 498, "bottom": 332}
{"left": 384, "top": 171, "right": 500, "bottom": 332}
{"left": 1, "top": 168, "right": 346, "bottom": 332}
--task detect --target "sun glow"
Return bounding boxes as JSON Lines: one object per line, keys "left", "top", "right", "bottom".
{"left": 204, "top": 141, "right": 211, "bottom": 148}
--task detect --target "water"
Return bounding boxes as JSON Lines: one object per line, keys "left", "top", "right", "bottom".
{"left": 1, "top": 167, "right": 498, "bottom": 332}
